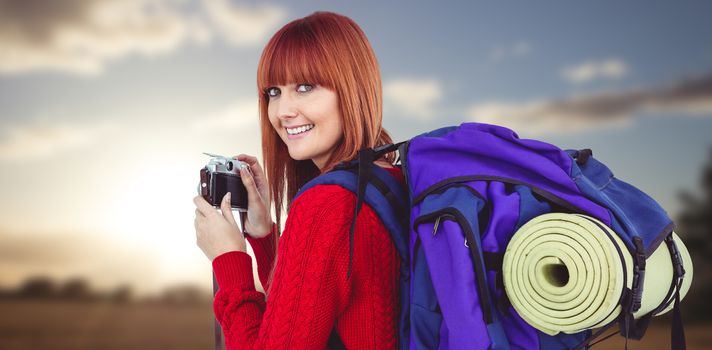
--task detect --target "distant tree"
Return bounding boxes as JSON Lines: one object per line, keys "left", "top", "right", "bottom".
{"left": 109, "top": 284, "right": 133, "bottom": 304}
{"left": 18, "top": 276, "right": 56, "bottom": 298}
{"left": 676, "top": 146, "right": 712, "bottom": 322}
{"left": 59, "top": 278, "right": 92, "bottom": 300}
{"left": 0, "top": 287, "right": 13, "bottom": 299}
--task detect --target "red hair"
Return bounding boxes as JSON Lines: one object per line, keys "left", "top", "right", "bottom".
{"left": 257, "top": 11, "right": 393, "bottom": 231}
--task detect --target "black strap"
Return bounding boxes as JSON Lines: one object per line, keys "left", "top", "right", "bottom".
{"left": 330, "top": 146, "right": 400, "bottom": 349}
{"left": 621, "top": 236, "right": 687, "bottom": 344}
{"left": 483, "top": 251, "right": 512, "bottom": 315}
{"left": 671, "top": 282, "right": 685, "bottom": 350}
{"left": 588, "top": 328, "right": 622, "bottom": 348}
{"left": 617, "top": 238, "right": 648, "bottom": 340}
{"left": 213, "top": 272, "right": 223, "bottom": 350}
{"left": 482, "top": 251, "right": 504, "bottom": 292}
{"left": 668, "top": 236, "right": 687, "bottom": 350}
{"left": 483, "top": 251, "right": 503, "bottom": 271}
{"left": 571, "top": 321, "right": 618, "bottom": 350}
{"left": 373, "top": 142, "right": 404, "bottom": 160}
{"left": 347, "top": 149, "right": 375, "bottom": 278}
{"left": 327, "top": 330, "right": 347, "bottom": 350}
{"left": 341, "top": 167, "right": 406, "bottom": 223}
{"left": 341, "top": 166, "right": 408, "bottom": 234}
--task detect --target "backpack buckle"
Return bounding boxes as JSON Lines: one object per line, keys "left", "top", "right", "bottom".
{"left": 666, "top": 235, "right": 686, "bottom": 281}
{"left": 629, "top": 237, "right": 646, "bottom": 313}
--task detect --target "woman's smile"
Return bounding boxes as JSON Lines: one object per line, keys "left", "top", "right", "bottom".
{"left": 285, "top": 124, "right": 315, "bottom": 138}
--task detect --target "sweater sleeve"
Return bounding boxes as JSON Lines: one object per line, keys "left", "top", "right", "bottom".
{"left": 245, "top": 223, "right": 277, "bottom": 291}
{"left": 212, "top": 184, "right": 355, "bottom": 349}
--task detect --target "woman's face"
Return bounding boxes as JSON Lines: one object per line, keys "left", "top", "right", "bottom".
{"left": 267, "top": 83, "right": 343, "bottom": 169}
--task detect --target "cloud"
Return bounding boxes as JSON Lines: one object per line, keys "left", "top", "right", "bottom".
{"left": 189, "top": 100, "right": 259, "bottom": 132}
{"left": 467, "top": 72, "right": 712, "bottom": 134}
{"left": 202, "top": 0, "right": 286, "bottom": 46}
{"left": 0, "top": 120, "right": 118, "bottom": 161}
{"left": 561, "top": 58, "right": 628, "bottom": 84}
{"left": 384, "top": 78, "right": 443, "bottom": 120}
{"left": 0, "top": 0, "right": 286, "bottom": 76}
{"left": 489, "top": 41, "right": 532, "bottom": 61}
{"left": 0, "top": 0, "right": 209, "bottom": 75}
{"left": 0, "top": 97, "right": 258, "bottom": 163}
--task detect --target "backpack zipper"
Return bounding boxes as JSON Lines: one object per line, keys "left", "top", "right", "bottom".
{"left": 415, "top": 207, "right": 495, "bottom": 325}
{"left": 432, "top": 213, "right": 456, "bottom": 236}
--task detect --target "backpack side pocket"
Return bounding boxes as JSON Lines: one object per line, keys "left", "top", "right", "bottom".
{"left": 413, "top": 185, "right": 510, "bottom": 350}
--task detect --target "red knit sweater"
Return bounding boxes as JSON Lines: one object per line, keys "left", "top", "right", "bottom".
{"left": 212, "top": 167, "right": 404, "bottom": 349}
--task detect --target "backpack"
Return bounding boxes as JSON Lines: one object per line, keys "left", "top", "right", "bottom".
{"left": 295, "top": 122, "right": 690, "bottom": 350}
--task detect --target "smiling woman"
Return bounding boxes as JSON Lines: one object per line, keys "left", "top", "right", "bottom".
{"left": 192, "top": 11, "right": 402, "bottom": 349}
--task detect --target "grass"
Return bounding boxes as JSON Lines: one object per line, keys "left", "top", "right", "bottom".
{"left": 0, "top": 300, "right": 216, "bottom": 350}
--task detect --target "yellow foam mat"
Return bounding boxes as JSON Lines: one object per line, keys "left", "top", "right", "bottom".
{"left": 502, "top": 213, "right": 693, "bottom": 335}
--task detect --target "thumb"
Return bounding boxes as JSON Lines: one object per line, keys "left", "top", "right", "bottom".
{"left": 221, "top": 192, "right": 237, "bottom": 226}
{"left": 241, "top": 167, "right": 263, "bottom": 207}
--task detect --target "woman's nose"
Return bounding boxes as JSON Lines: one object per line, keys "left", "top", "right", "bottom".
{"left": 276, "top": 93, "right": 298, "bottom": 120}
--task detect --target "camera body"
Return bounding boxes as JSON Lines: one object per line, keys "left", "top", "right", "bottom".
{"left": 198, "top": 153, "right": 248, "bottom": 210}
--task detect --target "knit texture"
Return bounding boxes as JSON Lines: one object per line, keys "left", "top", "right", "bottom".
{"left": 212, "top": 167, "right": 404, "bottom": 349}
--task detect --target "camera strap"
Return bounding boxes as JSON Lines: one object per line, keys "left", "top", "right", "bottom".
{"left": 212, "top": 209, "right": 247, "bottom": 350}
{"left": 214, "top": 272, "right": 223, "bottom": 350}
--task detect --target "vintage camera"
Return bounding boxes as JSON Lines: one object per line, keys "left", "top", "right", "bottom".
{"left": 198, "top": 153, "right": 249, "bottom": 210}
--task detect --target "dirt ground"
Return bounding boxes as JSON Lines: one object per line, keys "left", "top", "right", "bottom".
{"left": 592, "top": 323, "right": 712, "bottom": 350}
{"left": 0, "top": 300, "right": 215, "bottom": 349}
{"left": 0, "top": 300, "right": 710, "bottom": 349}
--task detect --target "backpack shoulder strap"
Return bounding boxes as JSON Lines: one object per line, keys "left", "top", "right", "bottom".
{"left": 295, "top": 152, "right": 409, "bottom": 266}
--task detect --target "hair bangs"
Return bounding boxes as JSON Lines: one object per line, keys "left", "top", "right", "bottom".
{"left": 257, "top": 25, "right": 337, "bottom": 95}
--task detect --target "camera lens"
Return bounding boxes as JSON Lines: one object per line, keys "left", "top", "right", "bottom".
{"left": 226, "top": 161, "right": 234, "bottom": 171}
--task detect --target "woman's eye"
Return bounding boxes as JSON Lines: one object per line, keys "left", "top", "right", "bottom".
{"left": 297, "top": 84, "right": 314, "bottom": 92}
{"left": 266, "top": 87, "right": 280, "bottom": 97}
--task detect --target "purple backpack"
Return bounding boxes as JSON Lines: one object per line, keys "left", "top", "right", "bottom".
{"left": 297, "top": 122, "right": 687, "bottom": 349}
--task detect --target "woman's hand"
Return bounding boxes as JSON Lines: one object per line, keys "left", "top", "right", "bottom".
{"left": 194, "top": 193, "right": 246, "bottom": 261}
{"left": 234, "top": 154, "right": 274, "bottom": 238}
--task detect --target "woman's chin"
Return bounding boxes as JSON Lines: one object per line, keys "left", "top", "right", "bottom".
{"left": 287, "top": 150, "right": 309, "bottom": 162}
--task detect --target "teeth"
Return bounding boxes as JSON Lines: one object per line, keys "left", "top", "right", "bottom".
{"left": 286, "top": 124, "right": 314, "bottom": 135}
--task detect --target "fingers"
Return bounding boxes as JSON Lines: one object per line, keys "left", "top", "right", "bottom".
{"left": 235, "top": 154, "right": 267, "bottom": 185}
{"left": 235, "top": 153, "right": 258, "bottom": 165}
{"left": 193, "top": 195, "right": 216, "bottom": 217}
{"left": 235, "top": 154, "right": 259, "bottom": 170}
{"left": 240, "top": 167, "right": 263, "bottom": 204}
{"left": 194, "top": 209, "right": 204, "bottom": 238}
{"left": 220, "top": 192, "right": 237, "bottom": 226}
{"left": 235, "top": 154, "right": 270, "bottom": 203}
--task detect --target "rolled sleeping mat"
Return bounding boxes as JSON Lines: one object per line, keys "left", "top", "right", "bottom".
{"left": 502, "top": 213, "right": 693, "bottom": 336}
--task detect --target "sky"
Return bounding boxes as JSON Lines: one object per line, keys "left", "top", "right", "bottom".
{"left": 0, "top": 0, "right": 711, "bottom": 296}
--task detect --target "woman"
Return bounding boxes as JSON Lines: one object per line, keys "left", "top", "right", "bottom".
{"left": 193, "top": 11, "right": 403, "bottom": 349}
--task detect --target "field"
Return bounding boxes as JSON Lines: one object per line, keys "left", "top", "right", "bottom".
{"left": 0, "top": 300, "right": 710, "bottom": 349}
{"left": 0, "top": 300, "right": 215, "bottom": 349}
